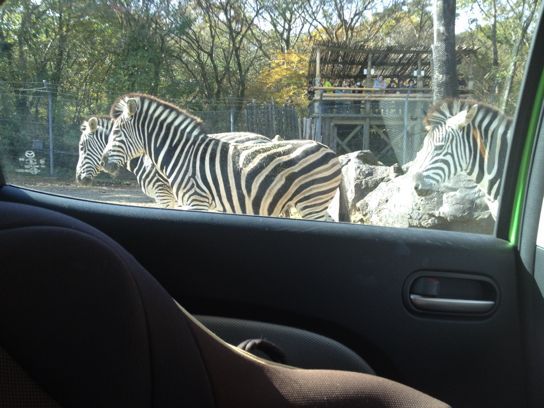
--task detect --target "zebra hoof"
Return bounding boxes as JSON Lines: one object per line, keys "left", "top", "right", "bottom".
{"left": 78, "top": 176, "right": 93, "bottom": 186}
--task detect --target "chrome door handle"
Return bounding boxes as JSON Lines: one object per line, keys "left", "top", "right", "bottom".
{"left": 409, "top": 294, "right": 495, "bottom": 314}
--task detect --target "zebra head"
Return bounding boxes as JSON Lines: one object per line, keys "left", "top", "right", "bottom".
{"left": 412, "top": 104, "right": 478, "bottom": 196}
{"left": 76, "top": 117, "right": 110, "bottom": 185}
{"left": 102, "top": 96, "right": 145, "bottom": 175}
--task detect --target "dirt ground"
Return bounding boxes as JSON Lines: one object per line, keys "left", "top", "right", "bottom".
{"left": 8, "top": 177, "right": 158, "bottom": 208}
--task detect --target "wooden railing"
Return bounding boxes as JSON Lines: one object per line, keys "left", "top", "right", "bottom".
{"left": 311, "top": 86, "right": 471, "bottom": 101}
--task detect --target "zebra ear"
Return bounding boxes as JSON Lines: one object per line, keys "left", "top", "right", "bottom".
{"left": 445, "top": 104, "right": 478, "bottom": 129}
{"left": 127, "top": 98, "right": 138, "bottom": 116}
{"left": 88, "top": 117, "right": 98, "bottom": 132}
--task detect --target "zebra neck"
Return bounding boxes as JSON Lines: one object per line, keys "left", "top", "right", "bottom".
{"left": 466, "top": 115, "right": 511, "bottom": 202}
{"left": 145, "top": 130, "right": 226, "bottom": 183}
{"left": 139, "top": 110, "right": 205, "bottom": 177}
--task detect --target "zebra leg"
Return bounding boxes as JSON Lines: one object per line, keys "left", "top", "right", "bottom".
{"left": 154, "top": 196, "right": 177, "bottom": 208}
{"left": 281, "top": 204, "right": 302, "bottom": 219}
{"left": 293, "top": 190, "right": 339, "bottom": 222}
{"left": 294, "top": 201, "right": 335, "bottom": 221}
{"left": 152, "top": 187, "right": 177, "bottom": 208}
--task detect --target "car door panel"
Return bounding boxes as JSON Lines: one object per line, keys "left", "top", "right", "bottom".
{"left": 195, "top": 315, "right": 375, "bottom": 373}
{"left": 0, "top": 185, "right": 525, "bottom": 407}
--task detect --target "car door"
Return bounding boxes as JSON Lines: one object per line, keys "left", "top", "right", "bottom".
{"left": 1, "top": 3, "right": 544, "bottom": 408}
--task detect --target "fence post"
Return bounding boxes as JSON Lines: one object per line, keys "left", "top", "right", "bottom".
{"left": 250, "top": 99, "right": 260, "bottom": 133}
{"left": 402, "top": 89, "right": 411, "bottom": 165}
{"left": 43, "top": 80, "right": 54, "bottom": 176}
{"left": 230, "top": 105, "right": 235, "bottom": 132}
{"left": 267, "top": 102, "right": 274, "bottom": 138}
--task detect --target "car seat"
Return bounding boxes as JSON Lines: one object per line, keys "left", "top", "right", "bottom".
{"left": 0, "top": 201, "right": 449, "bottom": 407}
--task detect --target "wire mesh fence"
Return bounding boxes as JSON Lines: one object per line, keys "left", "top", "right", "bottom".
{"left": 0, "top": 83, "right": 302, "bottom": 179}
{"left": 195, "top": 101, "right": 300, "bottom": 139}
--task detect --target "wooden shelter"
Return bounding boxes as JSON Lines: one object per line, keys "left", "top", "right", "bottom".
{"left": 303, "top": 42, "right": 476, "bottom": 165}
{"left": 308, "top": 41, "right": 477, "bottom": 84}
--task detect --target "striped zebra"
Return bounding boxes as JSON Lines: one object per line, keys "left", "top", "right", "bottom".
{"left": 76, "top": 116, "right": 177, "bottom": 207}
{"left": 76, "top": 116, "right": 274, "bottom": 208}
{"left": 101, "top": 94, "right": 341, "bottom": 219}
{"left": 411, "top": 99, "right": 512, "bottom": 219}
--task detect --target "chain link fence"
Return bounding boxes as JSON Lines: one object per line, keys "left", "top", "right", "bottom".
{"left": 0, "top": 84, "right": 302, "bottom": 180}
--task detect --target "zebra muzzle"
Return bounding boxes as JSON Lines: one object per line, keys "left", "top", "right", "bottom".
{"left": 101, "top": 156, "right": 121, "bottom": 176}
{"left": 413, "top": 172, "right": 435, "bottom": 197}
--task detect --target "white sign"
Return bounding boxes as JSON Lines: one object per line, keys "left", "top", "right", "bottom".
{"left": 16, "top": 150, "right": 46, "bottom": 175}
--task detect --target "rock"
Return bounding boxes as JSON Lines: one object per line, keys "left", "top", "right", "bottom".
{"left": 337, "top": 150, "right": 401, "bottom": 222}
{"left": 335, "top": 150, "right": 494, "bottom": 233}
{"left": 357, "top": 172, "right": 494, "bottom": 234}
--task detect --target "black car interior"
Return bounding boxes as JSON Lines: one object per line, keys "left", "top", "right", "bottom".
{"left": 0, "top": 200, "right": 449, "bottom": 407}
{"left": 0, "top": 184, "right": 530, "bottom": 407}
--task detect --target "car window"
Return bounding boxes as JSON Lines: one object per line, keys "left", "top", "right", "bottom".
{"left": 0, "top": 0, "right": 541, "bottom": 233}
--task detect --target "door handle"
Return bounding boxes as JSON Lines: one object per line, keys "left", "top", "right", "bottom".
{"left": 405, "top": 272, "right": 499, "bottom": 316}
{"left": 409, "top": 294, "right": 495, "bottom": 314}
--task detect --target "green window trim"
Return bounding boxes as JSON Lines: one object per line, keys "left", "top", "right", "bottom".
{"left": 509, "top": 68, "right": 544, "bottom": 245}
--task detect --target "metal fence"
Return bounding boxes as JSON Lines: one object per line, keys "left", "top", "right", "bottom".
{"left": 0, "top": 87, "right": 303, "bottom": 178}
{"left": 195, "top": 101, "right": 301, "bottom": 140}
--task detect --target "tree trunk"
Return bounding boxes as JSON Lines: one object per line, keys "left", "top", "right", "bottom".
{"left": 490, "top": 0, "right": 499, "bottom": 99}
{"left": 432, "top": 0, "right": 458, "bottom": 101}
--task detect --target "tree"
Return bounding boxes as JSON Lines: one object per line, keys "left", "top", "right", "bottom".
{"left": 499, "top": 0, "right": 540, "bottom": 111}
{"left": 258, "top": 0, "right": 310, "bottom": 52}
{"left": 249, "top": 50, "right": 309, "bottom": 109}
{"left": 169, "top": 0, "right": 266, "bottom": 107}
{"left": 457, "top": 0, "right": 542, "bottom": 112}
{"left": 305, "top": 0, "right": 401, "bottom": 44}
{"left": 360, "top": 0, "right": 432, "bottom": 48}
{"left": 432, "top": 0, "right": 458, "bottom": 101}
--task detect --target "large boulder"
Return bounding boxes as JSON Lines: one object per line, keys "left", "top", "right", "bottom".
{"left": 336, "top": 150, "right": 494, "bottom": 233}
{"left": 338, "top": 150, "right": 402, "bottom": 223}
{"left": 358, "top": 172, "right": 494, "bottom": 233}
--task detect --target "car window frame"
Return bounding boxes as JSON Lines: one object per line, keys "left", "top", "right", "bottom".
{"left": 496, "top": 3, "right": 544, "bottom": 243}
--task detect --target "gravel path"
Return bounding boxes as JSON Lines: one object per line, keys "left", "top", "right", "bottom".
{"left": 11, "top": 180, "right": 158, "bottom": 207}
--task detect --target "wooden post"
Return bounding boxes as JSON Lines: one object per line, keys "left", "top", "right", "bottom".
{"left": 417, "top": 56, "right": 423, "bottom": 88}
{"left": 314, "top": 87, "right": 323, "bottom": 142}
{"left": 230, "top": 106, "right": 235, "bottom": 132}
{"left": 332, "top": 123, "right": 337, "bottom": 151}
{"left": 43, "top": 80, "right": 54, "bottom": 176}
{"left": 271, "top": 101, "right": 276, "bottom": 136}
{"left": 403, "top": 92, "right": 409, "bottom": 164}
{"left": 315, "top": 48, "right": 321, "bottom": 86}
{"left": 363, "top": 118, "right": 370, "bottom": 150}
{"left": 366, "top": 54, "right": 373, "bottom": 87}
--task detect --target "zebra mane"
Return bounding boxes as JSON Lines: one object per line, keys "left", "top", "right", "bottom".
{"left": 423, "top": 98, "right": 509, "bottom": 128}
{"left": 110, "top": 93, "right": 203, "bottom": 127}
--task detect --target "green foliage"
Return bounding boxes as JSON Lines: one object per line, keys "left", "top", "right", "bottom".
{"left": 249, "top": 50, "right": 309, "bottom": 110}
{"left": 456, "top": 0, "right": 542, "bottom": 114}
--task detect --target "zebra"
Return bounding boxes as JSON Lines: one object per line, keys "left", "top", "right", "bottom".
{"left": 76, "top": 116, "right": 177, "bottom": 208}
{"left": 76, "top": 116, "right": 277, "bottom": 208}
{"left": 101, "top": 93, "right": 341, "bottom": 220}
{"left": 411, "top": 99, "right": 513, "bottom": 219}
